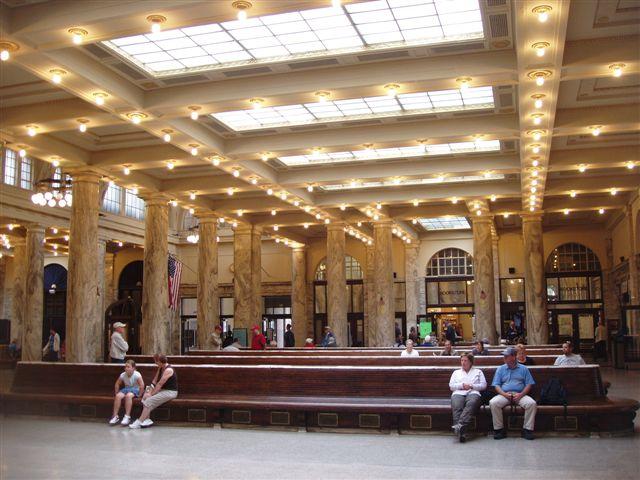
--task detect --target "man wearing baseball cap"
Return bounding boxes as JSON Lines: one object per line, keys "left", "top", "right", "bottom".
{"left": 110, "top": 322, "right": 129, "bottom": 364}
{"left": 489, "top": 346, "right": 537, "bottom": 440}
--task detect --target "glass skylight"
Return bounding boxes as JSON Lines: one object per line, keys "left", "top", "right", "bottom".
{"left": 102, "top": 0, "right": 484, "bottom": 77}
{"left": 321, "top": 173, "right": 504, "bottom": 190}
{"left": 418, "top": 216, "right": 471, "bottom": 230}
{"left": 279, "top": 139, "right": 500, "bottom": 166}
{"left": 212, "top": 86, "right": 493, "bottom": 131}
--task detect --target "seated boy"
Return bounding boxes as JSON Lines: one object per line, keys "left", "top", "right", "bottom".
{"left": 109, "top": 359, "right": 144, "bottom": 426}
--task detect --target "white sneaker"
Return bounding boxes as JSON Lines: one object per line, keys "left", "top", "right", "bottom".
{"left": 140, "top": 419, "right": 154, "bottom": 428}
{"left": 129, "top": 419, "right": 141, "bottom": 429}
{"left": 109, "top": 415, "right": 120, "bottom": 425}
{"left": 121, "top": 415, "right": 131, "bottom": 426}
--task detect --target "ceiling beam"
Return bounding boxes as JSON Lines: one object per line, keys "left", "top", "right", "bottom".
{"left": 562, "top": 35, "right": 640, "bottom": 81}
{"left": 545, "top": 173, "right": 640, "bottom": 195}
{"left": 554, "top": 104, "right": 640, "bottom": 136}
{"left": 549, "top": 145, "right": 640, "bottom": 171}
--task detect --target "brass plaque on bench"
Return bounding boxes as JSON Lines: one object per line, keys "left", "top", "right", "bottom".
{"left": 232, "top": 410, "right": 251, "bottom": 424}
{"left": 508, "top": 416, "right": 524, "bottom": 430}
{"left": 410, "top": 415, "right": 432, "bottom": 430}
{"left": 359, "top": 414, "right": 380, "bottom": 428}
{"left": 318, "top": 413, "right": 339, "bottom": 427}
{"left": 153, "top": 407, "right": 170, "bottom": 421}
{"left": 554, "top": 416, "right": 578, "bottom": 431}
{"left": 270, "top": 411, "right": 290, "bottom": 426}
{"left": 188, "top": 408, "right": 206, "bottom": 423}
{"left": 79, "top": 405, "right": 96, "bottom": 418}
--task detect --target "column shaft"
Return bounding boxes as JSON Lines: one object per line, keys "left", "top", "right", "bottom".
{"left": 404, "top": 243, "right": 419, "bottom": 339}
{"left": 291, "top": 246, "right": 307, "bottom": 346}
{"left": 8, "top": 242, "right": 26, "bottom": 347}
{"left": 197, "top": 216, "right": 219, "bottom": 348}
{"left": 522, "top": 214, "right": 548, "bottom": 344}
{"left": 326, "top": 223, "right": 347, "bottom": 346}
{"left": 472, "top": 217, "right": 497, "bottom": 344}
{"left": 233, "top": 225, "right": 261, "bottom": 330}
{"left": 626, "top": 206, "right": 639, "bottom": 304}
{"left": 373, "top": 221, "right": 394, "bottom": 347}
{"left": 251, "top": 227, "right": 262, "bottom": 323}
{"left": 492, "top": 235, "right": 501, "bottom": 335}
{"left": 364, "top": 244, "right": 375, "bottom": 347}
{"left": 66, "top": 171, "right": 101, "bottom": 362}
{"left": 141, "top": 196, "right": 170, "bottom": 354}
{"left": 22, "top": 227, "right": 44, "bottom": 361}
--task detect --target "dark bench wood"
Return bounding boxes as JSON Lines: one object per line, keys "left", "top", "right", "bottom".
{"left": 188, "top": 348, "right": 563, "bottom": 356}
{"left": 3, "top": 362, "right": 636, "bottom": 435}
{"left": 128, "top": 354, "right": 559, "bottom": 366}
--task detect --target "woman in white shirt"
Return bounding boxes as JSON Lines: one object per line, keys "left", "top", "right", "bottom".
{"left": 401, "top": 339, "right": 420, "bottom": 357}
{"left": 449, "top": 353, "right": 487, "bottom": 443}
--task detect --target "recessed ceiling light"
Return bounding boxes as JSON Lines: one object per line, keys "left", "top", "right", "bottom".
{"left": 68, "top": 28, "right": 88, "bottom": 45}
{"left": 147, "top": 14, "right": 166, "bottom": 34}
{"left": 590, "top": 126, "right": 601, "bottom": 136}
{"left": 570, "top": 190, "right": 577, "bottom": 198}
{"left": 384, "top": 83, "right": 400, "bottom": 97}
{"left": 49, "top": 69, "right": 66, "bottom": 84}
{"left": 188, "top": 105, "right": 201, "bottom": 120}
{"left": 166, "top": 161, "right": 175, "bottom": 170}
{"left": 249, "top": 97, "right": 264, "bottom": 109}
{"left": 532, "top": 5, "right": 552, "bottom": 22}
{"left": 456, "top": 77, "right": 472, "bottom": 90}
{"left": 93, "top": 92, "right": 108, "bottom": 105}
{"left": 578, "top": 164, "right": 587, "bottom": 173}
{"left": 532, "top": 41, "right": 549, "bottom": 57}
{"left": 162, "top": 129, "right": 172, "bottom": 142}
{"left": 564, "top": 209, "right": 569, "bottom": 215}
{"left": 315, "top": 91, "right": 330, "bottom": 103}
{"left": 599, "top": 208, "right": 605, "bottom": 214}
{"left": 233, "top": 0, "right": 252, "bottom": 22}
{"left": 227, "top": 187, "right": 234, "bottom": 196}
{"left": 609, "top": 63, "right": 625, "bottom": 77}
{"left": 0, "top": 41, "right": 19, "bottom": 61}
{"left": 190, "top": 144, "right": 199, "bottom": 156}
{"left": 531, "top": 94, "right": 545, "bottom": 109}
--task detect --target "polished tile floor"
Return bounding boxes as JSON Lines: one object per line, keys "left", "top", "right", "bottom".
{"left": 1, "top": 367, "right": 639, "bottom": 480}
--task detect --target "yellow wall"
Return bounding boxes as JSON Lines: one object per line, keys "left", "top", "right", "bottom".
{"left": 542, "top": 225, "right": 609, "bottom": 269}
{"left": 498, "top": 231, "right": 525, "bottom": 277}
{"left": 113, "top": 247, "right": 144, "bottom": 287}
{"left": 611, "top": 218, "right": 630, "bottom": 267}
{"left": 416, "top": 231, "right": 474, "bottom": 277}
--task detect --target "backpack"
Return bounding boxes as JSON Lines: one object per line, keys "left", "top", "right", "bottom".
{"left": 539, "top": 377, "right": 568, "bottom": 415}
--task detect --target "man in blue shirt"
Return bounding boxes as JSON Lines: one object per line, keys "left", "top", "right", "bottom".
{"left": 490, "top": 347, "right": 537, "bottom": 440}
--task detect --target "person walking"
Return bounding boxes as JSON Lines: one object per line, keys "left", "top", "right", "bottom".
{"left": 42, "top": 328, "right": 60, "bottom": 362}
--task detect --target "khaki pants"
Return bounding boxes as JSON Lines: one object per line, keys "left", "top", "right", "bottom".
{"left": 489, "top": 394, "right": 537, "bottom": 431}
{"left": 142, "top": 390, "right": 177, "bottom": 411}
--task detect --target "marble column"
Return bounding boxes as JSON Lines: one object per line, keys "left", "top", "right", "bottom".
{"left": 373, "top": 220, "right": 394, "bottom": 347}
{"left": 0, "top": 257, "right": 6, "bottom": 319}
{"left": 626, "top": 205, "right": 639, "bottom": 304}
{"left": 234, "top": 225, "right": 262, "bottom": 330}
{"left": 251, "top": 226, "right": 263, "bottom": 324}
{"left": 197, "top": 214, "right": 219, "bottom": 348}
{"left": 22, "top": 226, "right": 45, "bottom": 361}
{"left": 364, "top": 244, "right": 375, "bottom": 347}
{"left": 521, "top": 213, "right": 548, "bottom": 345}
{"left": 326, "top": 223, "right": 348, "bottom": 347}
{"left": 95, "top": 240, "right": 107, "bottom": 361}
{"left": 141, "top": 194, "right": 170, "bottom": 354}
{"left": 7, "top": 241, "right": 26, "bottom": 344}
{"left": 66, "top": 170, "right": 102, "bottom": 362}
{"left": 471, "top": 216, "right": 497, "bottom": 344}
{"left": 404, "top": 243, "right": 419, "bottom": 338}
{"left": 104, "top": 251, "right": 116, "bottom": 307}
{"left": 492, "top": 234, "right": 501, "bottom": 335}
{"left": 291, "top": 246, "right": 307, "bottom": 346}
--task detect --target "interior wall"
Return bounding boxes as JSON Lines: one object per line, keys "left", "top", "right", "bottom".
{"left": 113, "top": 247, "right": 144, "bottom": 288}
{"left": 542, "top": 225, "right": 609, "bottom": 269}
{"left": 498, "top": 231, "right": 525, "bottom": 277}
{"left": 416, "top": 231, "right": 474, "bottom": 277}
{"left": 611, "top": 217, "right": 630, "bottom": 267}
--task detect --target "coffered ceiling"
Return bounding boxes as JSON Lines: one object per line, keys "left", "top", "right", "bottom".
{"left": 0, "top": 0, "right": 638, "bottom": 245}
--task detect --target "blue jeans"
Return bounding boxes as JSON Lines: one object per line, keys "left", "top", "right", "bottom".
{"left": 110, "top": 357, "right": 125, "bottom": 364}
{"left": 119, "top": 387, "right": 139, "bottom": 396}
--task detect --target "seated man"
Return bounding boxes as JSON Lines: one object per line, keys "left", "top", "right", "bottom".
{"left": 109, "top": 359, "right": 144, "bottom": 426}
{"left": 130, "top": 354, "right": 178, "bottom": 429}
{"left": 449, "top": 353, "right": 487, "bottom": 443}
{"left": 420, "top": 335, "right": 434, "bottom": 347}
{"left": 490, "top": 347, "right": 537, "bottom": 440}
{"left": 321, "top": 326, "right": 337, "bottom": 347}
{"left": 554, "top": 340, "right": 586, "bottom": 366}
{"left": 401, "top": 339, "right": 420, "bottom": 357}
{"left": 471, "top": 340, "right": 489, "bottom": 356}
{"left": 437, "top": 340, "right": 458, "bottom": 356}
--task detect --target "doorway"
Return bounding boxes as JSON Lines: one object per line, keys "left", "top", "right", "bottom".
{"left": 549, "top": 308, "right": 602, "bottom": 353}
{"left": 43, "top": 264, "right": 67, "bottom": 349}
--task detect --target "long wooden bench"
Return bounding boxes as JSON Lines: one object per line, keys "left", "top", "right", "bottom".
{"left": 128, "top": 354, "right": 559, "bottom": 366}
{"left": 3, "top": 362, "right": 637, "bottom": 435}
{"left": 188, "top": 348, "right": 563, "bottom": 356}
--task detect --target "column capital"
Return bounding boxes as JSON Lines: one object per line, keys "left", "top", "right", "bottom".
{"left": 24, "top": 223, "right": 45, "bottom": 234}
{"left": 404, "top": 241, "right": 419, "bottom": 251}
{"left": 470, "top": 214, "right": 494, "bottom": 224}
{"left": 372, "top": 219, "right": 394, "bottom": 228}
{"left": 520, "top": 212, "right": 544, "bottom": 223}
{"left": 197, "top": 212, "right": 219, "bottom": 224}
{"left": 140, "top": 192, "right": 171, "bottom": 206}
{"left": 67, "top": 168, "right": 103, "bottom": 184}
{"left": 327, "top": 221, "right": 346, "bottom": 232}
{"left": 293, "top": 245, "right": 307, "bottom": 253}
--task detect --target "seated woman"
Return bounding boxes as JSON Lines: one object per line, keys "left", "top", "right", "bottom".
{"left": 109, "top": 359, "right": 144, "bottom": 426}
{"left": 129, "top": 354, "right": 178, "bottom": 429}
{"left": 471, "top": 340, "right": 489, "bottom": 356}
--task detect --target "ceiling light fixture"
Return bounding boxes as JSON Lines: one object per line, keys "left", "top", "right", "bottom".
{"left": 237, "top": 210, "right": 244, "bottom": 217}
{"left": 611, "top": 188, "right": 618, "bottom": 196}
{"left": 93, "top": 92, "right": 108, "bottom": 105}
{"left": 189, "top": 208, "right": 195, "bottom": 215}
{"left": 49, "top": 69, "right": 66, "bottom": 84}
{"left": 531, "top": 113, "right": 543, "bottom": 125}
{"left": 188, "top": 105, "right": 201, "bottom": 120}
{"left": 123, "top": 165, "right": 131, "bottom": 175}
{"left": 293, "top": 200, "right": 300, "bottom": 207}
{"left": 578, "top": 164, "right": 587, "bottom": 173}
{"left": 528, "top": 129, "right": 544, "bottom": 141}
{"left": 232, "top": 169, "right": 240, "bottom": 178}
{"left": 170, "top": 199, "right": 178, "bottom": 207}
{"left": 227, "top": 187, "right": 234, "bottom": 196}
{"left": 189, "top": 144, "right": 199, "bottom": 156}
{"left": 528, "top": 70, "right": 551, "bottom": 86}
{"left": 189, "top": 191, "right": 196, "bottom": 200}
{"left": 162, "top": 129, "right": 172, "bottom": 142}
{"left": 126, "top": 112, "right": 147, "bottom": 124}
{"left": 570, "top": 190, "right": 577, "bottom": 198}
{"left": 531, "top": 169, "right": 539, "bottom": 177}
{"left": 532, "top": 42, "right": 550, "bottom": 57}
{"left": 266, "top": 188, "right": 274, "bottom": 196}
{"left": 26, "top": 125, "right": 38, "bottom": 137}
{"left": 384, "top": 83, "right": 400, "bottom": 97}
{"left": 599, "top": 208, "right": 605, "bottom": 214}
{"left": 451, "top": 197, "right": 459, "bottom": 204}
{"left": 531, "top": 94, "right": 545, "bottom": 109}
{"left": 564, "top": 209, "right": 569, "bottom": 215}
{"left": 340, "top": 204, "right": 346, "bottom": 211}
{"left": 147, "top": 14, "right": 166, "bottom": 34}
{"left": 68, "top": 28, "right": 88, "bottom": 45}
{"left": 77, "top": 119, "right": 89, "bottom": 133}
{"left": 0, "top": 41, "right": 19, "bottom": 61}
{"left": 590, "top": 126, "right": 601, "bottom": 136}
{"left": 532, "top": 159, "right": 540, "bottom": 167}
{"left": 626, "top": 161, "right": 635, "bottom": 170}
{"left": 376, "top": 203, "right": 382, "bottom": 210}
{"left": 315, "top": 91, "right": 330, "bottom": 103}
{"left": 609, "top": 63, "right": 625, "bottom": 77}
{"left": 413, "top": 199, "right": 419, "bottom": 207}
{"left": 249, "top": 97, "right": 263, "bottom": 109}
{"left": 531, "top": 144, "right": 541, "bottom": 154}
{"left": 456, "top": 77, "right": 472, "bottom": 90}
{"left": 50, "top": 157, "right": 61, "bottom": 167}
{"left": 532, "top": 5, "right": 552, "bottom": 22}
{"left": 18, "top": 147, "right": 27, "bottom": 158}
{"left": 166, "top": 161, "right": 175, "bottom": 170}
{"left": 503, "top": 213, "right": 510, "bottom": 219}
{"left": 232, "top": 0, "right": 252, "bottom": 22}
{"left": 211, "top": 156, "right": 221, "bottom": 166}
{"left": 490, "top": 195, "right": 496, "bottom": 202}
{"left": 280, "top": 191, "right": 287, "bottom": 200}
{"left": 324, "top": 218, "right": 330, "bottom": 224}
{"left": 260, "top": 152, "right": 271, "bottom": 162}
{"left": 303, "top": 223, "right": 309, "bottom": 229}
{"left": 250, "top": 177, "right": 258, "bottom": 185}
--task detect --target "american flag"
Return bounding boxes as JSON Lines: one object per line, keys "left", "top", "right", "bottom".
{"left": 168, "top": 255, "right": 183, "bottom": 311}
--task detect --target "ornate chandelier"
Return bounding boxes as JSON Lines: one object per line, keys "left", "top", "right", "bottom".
{"left": 31, "top": 177, "right": 73, "bottom": 208}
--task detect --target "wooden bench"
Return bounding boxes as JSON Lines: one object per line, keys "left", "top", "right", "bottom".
{"left": 3, "top": 362, "right": 636, "bottom": 435}
{"left": 188, "top": 348, "right": 563, "bottom": 356}
{"left": 128, "top": 354, "right": 559, "bottom": 366}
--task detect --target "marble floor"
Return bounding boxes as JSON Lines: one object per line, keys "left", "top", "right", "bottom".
{"left": 1, "top": 367, "right": 639, "bottom": 480}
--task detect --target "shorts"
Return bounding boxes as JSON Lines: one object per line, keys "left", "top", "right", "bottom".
{"left": 119, "top": 387, "right": 140, "bottom": 396}
{"left": 142, "top": 390, "right": 178, "bottom": 411}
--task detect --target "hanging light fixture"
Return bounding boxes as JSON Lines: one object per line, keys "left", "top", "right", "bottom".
{"left": 31, "top": 176, "right": 73, "bottom": 208}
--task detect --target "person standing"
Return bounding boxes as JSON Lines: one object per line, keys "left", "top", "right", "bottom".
{"left": 284, "top": 324, "right": 295, "bottom": 347}
{"left": 594, "top": 320, "right": 607, "bottom": 362}
{"left": 109, "top": 322, "right": 129, "bottom": 364}
{"left": 449, "top": 353, "right": 487, "bottom": 443}
{"left": 490, "top": 347, "right": 537, "bottom": 440}
{"left": 210, "top": 325, "right": 223, "bottom": 350}
{"left": 445, "top": 322, "right": 457, "bottom": 345}
{"left": 42, "top": 328, "right": 60, "bottom": 361}
{"left": 251, "top": 326, "right": 266, "bottom": 350}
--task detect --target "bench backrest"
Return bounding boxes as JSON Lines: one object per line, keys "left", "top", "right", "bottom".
{"left": 11, "top": 362, "right": 604, "bottom": 400}
{"left": 128, "top": 355, "right": 558, "bottom": 366}
{"left": 188, "top": 348, "right": 562, "bottom": 356}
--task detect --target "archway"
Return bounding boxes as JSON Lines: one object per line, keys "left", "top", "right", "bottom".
{"left": 545, "top": 243, "right": 603, "bottom": 351}
{"left": 43, "top": 263, "right": 67, "bottom": 347}
{"left": 118, "top": 260, "right": 143, "bottom": 303}
{"left": 425, "top": 248, "right": 475, "bottom": 342}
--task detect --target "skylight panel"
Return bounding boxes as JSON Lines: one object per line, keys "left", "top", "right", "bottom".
{"left": 419, "top": 217, "right": 471, "bottom": 231}
{"left": 103, "top": 0, "right": 484, "bottom": 77}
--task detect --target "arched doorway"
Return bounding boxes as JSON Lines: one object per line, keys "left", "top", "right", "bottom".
{"left": 43, "top": 264, "right": 67, "bottom": 348}
{"left": 425, "top": 248, "right": 474, "bottom": 342}
{"left": 313, "top": 255, "right": 364, "bottom": 346}
{"left": 118, "top": 260, "right": 143, "bottom": 302}
{"left": 545, "top": 243, "right": 603, "bottom": 351}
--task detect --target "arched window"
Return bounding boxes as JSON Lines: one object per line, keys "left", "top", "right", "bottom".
{"left": 545, "top": 243, "right": 601, "bottom": 273}
{"left": 315, "top": 255, "right": 362, "bottom": 280}
{"left": 426, "top": 248, "right": 473, "bottom": 277}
